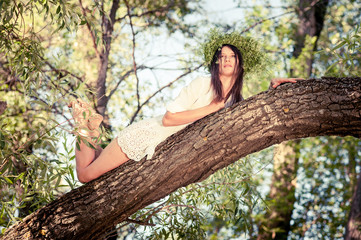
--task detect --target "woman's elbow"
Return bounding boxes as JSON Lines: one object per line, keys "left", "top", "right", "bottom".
{"left": 162, "top": 112, "right": 174, "bottom": 127}
{"left": 162, "top": 115, "right": 170, "bottom": 127}
{"left": 76, "top": 168, "right": 91, "bottom": 183}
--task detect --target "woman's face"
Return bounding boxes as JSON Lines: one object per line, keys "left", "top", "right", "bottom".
{"left": 219, "top": 46, "right": 237, "bottom": 78}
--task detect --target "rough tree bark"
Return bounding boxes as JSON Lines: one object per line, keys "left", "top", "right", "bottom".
{"left": 2, "top": 77, "right": 361, "bottom": 240}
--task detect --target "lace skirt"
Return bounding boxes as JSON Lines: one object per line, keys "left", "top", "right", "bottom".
{"left": 117, "top": 116, "right": 185, "bottom": 161}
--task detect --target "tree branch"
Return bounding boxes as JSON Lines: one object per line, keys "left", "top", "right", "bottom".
{"left": 107, "top": 66, "right": 145, "bottom": 101}
{"left": 0, "top": 101, "right": 7, "bottom": 116}
{"left": 241, "top": 10, "right": 295, "bottom": 34}
{"left": 3, "top": 77, "right": 361, "bottom": 240}
{"left": 78, "top": 0, "right": 100, "bottom": 58}
{"left": 115, "top": 2, "right": 177, "bottom": 22}
{"left": 124, "top": 0, "right": 141, "bottom": 112}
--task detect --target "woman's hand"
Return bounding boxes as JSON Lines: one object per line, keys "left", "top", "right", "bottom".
{"left": 162, "top": 99, "right": 225, "bottom": 127}
{"left": 162, "top": 98, "right": 226, "bottom": 127}
{"left": 270, "top": 78, "right": 304, "bottom": 88}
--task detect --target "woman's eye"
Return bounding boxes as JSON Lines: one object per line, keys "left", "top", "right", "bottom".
{"left": 221, "top": 55, "right": 235, "bottom": 60}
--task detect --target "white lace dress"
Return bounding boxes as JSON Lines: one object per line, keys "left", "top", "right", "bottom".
{"left": 117, "top": 76, "right": 215, "bottom": 161}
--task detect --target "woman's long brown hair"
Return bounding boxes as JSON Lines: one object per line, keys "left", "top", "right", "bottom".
{"left": 209, "top": 44, "right": 245, "bottom": 105}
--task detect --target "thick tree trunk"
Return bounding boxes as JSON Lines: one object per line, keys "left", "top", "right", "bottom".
{"left": 346, "top": 170, "right": 361, "bottom": 240}
{"left": 257, "top": 141, "right": 300, "bottom": 240}
{"left": 2, "top": 77, "right": 361, "bottom": 240}
{"left": 345, "top": 140, "right": 361, "bottom": 239}
{"left": 96, "top": 0, "right": 120, "bottom": 128}
{"left": 293, "top": 0, "right": 329, "bottom": 76}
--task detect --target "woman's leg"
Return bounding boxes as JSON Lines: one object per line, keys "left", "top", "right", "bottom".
{"left": 76, "top": 138, "right": 129, "bottom": 183}
{"left": 69, "top": 99, "right": 130, "bottom": 183}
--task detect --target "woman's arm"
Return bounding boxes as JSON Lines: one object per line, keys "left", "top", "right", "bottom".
{"left": 270, "top": 78, "right": 303, "bottom": 88}
{"left": 162, "top": 99, "right": 224, "bottom": 127}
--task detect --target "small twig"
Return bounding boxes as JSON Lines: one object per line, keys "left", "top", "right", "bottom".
{"left": 0, "top": 119, "right": 72, "bottom": 172}
{"left": 115, "top": 2, "right": 175, "bottom": 22}
{"left": 241, "top": 10, "right": 295, "bottom": 34}
{"left": 120, "top": 203, "right": 199, "bottom": 229}
{"left": 78, "top": 0, "right": 100, "bottom": 58}
{"left": 107, "top": 65, "right": 145, "bottom": 101}
{"left": 124, "top": 0, "right": 141, "bottom": 111}
{"left": 124, "top": 218, "right": 156, "bottom": 226}
{"left": 43, "top": 59, "right": 84, "bottom": 83}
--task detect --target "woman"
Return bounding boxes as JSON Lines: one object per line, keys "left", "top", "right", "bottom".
{"left": 70, "top": 31, "right": 299, "bottom": 183}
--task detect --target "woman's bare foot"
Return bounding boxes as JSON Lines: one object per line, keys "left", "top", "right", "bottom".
{"left": 68, "top": 99, "right": 103, "bottom": 139}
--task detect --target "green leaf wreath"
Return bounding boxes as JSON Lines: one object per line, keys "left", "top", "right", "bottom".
{"left": 201, "top": 28, "right": 272, "bottom": 77}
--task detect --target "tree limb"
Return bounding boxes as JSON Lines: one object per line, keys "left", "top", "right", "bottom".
{"left": 124, "top": 0, "right": 141, "bottom": 112}
{"left": 2, "top": 77, "right": 361, "bottom": 240}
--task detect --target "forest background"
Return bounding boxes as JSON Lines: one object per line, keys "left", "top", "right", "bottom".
{"left": 0, "top": 0, "right": 361, "bottom": 239}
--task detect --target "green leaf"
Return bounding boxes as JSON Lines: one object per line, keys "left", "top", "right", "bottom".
{"left": 76, "top": 140, "right": 80, "bottom": 151}
{"left": 0, "top": 131, "right": 5, "bottom": 149}
{"left": 30, "top": 100, "right": 49, "bottom": 109}
{"left": 325, "top": 62, "right": 337, "bottom": 74}
{"left": 84, "top": 139, "right": 96, "bottom": 150}
{"left": 16, "top": 172, "right": 25, "bottom": 181}
{"left": 22, "top": 196, "right": 34, "bottom": 202}
{"left": 3, "top": 177, "right": 13, "bottom": 184}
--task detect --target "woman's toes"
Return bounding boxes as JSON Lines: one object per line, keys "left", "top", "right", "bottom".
{"left": 88, "top": 114, "right": 103, "bottom": 130}
{"left": 68, "top": 100, "right": 77, "bottom": 108}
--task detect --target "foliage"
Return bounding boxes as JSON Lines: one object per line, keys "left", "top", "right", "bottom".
{"left": 194, "top": 0, "right": 361, "bottom": 239}
{"left": 0, "top": 0, "right": 84, "bottom": 88}
{"left": 0, "top": 0, "right": 84, "bottom": 233}
{"left": 289, "top": 35, "right": 317, "bottom": 78}
{"left": 250, "top": 1, "right": 361, "bottom": 239}
{"left": 200, "top": 28, "right": 271, "bottom": 77}
{"left": 313, "top": 0, "right": 361, "bottom": 77}
{"left": 323, "top": 24, "right": 361, "bottom": 76}
{"left": 0, "top": 91, "right": 79, "bottom": 231}
{"left": 0, "top": 0, "right": 202, "bottom": 236}
{"left": 120, "top": 148, "right": 273, "bottom": 239}
{"left": 290, "top": 136, "right": 361, "bottom": 239}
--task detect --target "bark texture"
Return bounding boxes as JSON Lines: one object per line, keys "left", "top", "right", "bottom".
{"left": 2, "top": 77, "right": 361, "bottom": 240}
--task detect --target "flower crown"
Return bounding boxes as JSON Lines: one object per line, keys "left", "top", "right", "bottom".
{"left": 201, "top": 29, "right": 271, "bottom": 76}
